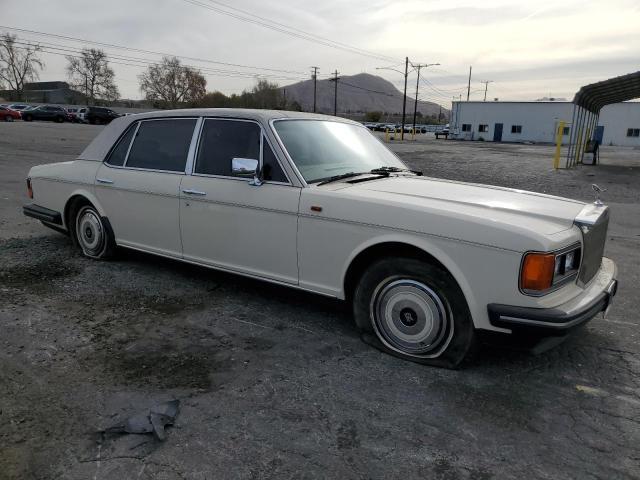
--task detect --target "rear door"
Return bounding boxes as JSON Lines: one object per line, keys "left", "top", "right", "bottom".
{"left": 94, "top": 117, "right": 198, "bottom": 257}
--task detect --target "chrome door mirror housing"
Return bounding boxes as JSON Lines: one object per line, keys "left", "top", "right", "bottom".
{"left": 232, "top": 157, "right": 263, "bottom": 186}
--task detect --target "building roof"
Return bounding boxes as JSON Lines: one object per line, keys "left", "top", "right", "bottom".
{"left": 572, "top": 71, "right": 640, "bottom": 114}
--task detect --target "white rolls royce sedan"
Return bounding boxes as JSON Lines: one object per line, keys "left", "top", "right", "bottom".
{"left": 23, "top": 109, "right": 618, "bottom": 367}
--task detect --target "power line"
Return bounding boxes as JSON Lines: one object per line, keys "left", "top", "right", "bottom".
{"left": 182, "top": 0, "right": 398, "bottom": 63}
{"left": 10, "top": 42, "right": 305, "bottom": 82}
{"left": 0, "top": 25, "right": 305, "bottom": 75}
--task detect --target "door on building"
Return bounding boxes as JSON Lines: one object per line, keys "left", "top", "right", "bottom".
{"left": 493, "top": 123, "right": 503, "bottom": 142}
{"left": 595, "top": 125, "right": 604, "bottom": 144}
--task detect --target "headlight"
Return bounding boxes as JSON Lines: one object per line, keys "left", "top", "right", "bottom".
{"left": 520, "top": 245, "right": 581, "bottom": 294}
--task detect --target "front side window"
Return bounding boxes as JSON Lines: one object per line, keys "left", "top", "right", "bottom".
{"left": 273, "top": 120, "right": 406, "bottom": 184}
{"left": 262, "top": 138, "right": 287, "bottom": 182}
{"left": 126, "top": 119, "right": 196, "bottom": 172}
{"left": 195, "top": 119, "right": 260, "bottom": 176}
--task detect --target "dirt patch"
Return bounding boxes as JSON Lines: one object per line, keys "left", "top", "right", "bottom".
{"left": 0, "top": 258, "right": 82, "bottom": 288}
{"left": 103, "top": 348, "right": 225, "bottom": 389}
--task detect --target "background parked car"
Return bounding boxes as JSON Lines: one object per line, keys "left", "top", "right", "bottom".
{"left": 9, "top": 104, "right": 30, "bottom": 111}
{"left": 0, "top": 105, "right": 21, "bottom": 122}
{"left": 22, "top": 105, "right": 70, "bottom": 123}
{"left": 85, "top": 106, "right": 120, "bottom": 124}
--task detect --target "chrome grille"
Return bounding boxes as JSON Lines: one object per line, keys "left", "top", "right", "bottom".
{"left": 577, "top": 208, "right": 609, "bottom": 284}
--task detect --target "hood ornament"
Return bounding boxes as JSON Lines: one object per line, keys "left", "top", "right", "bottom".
{"left": 592, "top": 184, "right": 606, "bottom": 206}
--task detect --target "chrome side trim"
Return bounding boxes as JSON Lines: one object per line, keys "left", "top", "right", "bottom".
{"left": 298, "top": 213, "right": 520, "bottom": 253}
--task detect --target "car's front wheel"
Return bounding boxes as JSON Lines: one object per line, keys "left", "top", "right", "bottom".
{"left": 4, "top": 114, "right": 13, "bottom": 122}
{"left": 353, "top": 257, "right": 475, "bottom": 368}
{"left": 72, "top": 204, "right": 115, "bottom": 259}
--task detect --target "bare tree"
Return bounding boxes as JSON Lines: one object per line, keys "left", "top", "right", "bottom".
{"left": 0, "top": 34, "right": 44, "bottom": 101}
{"left": 66, "top": 48, "right": 119, "bottom": 105}
{"left": 139, "top": 57, "right": 206, "bottom": 108}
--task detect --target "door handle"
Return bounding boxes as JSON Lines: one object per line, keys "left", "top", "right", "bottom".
{"left": 96, "top": 178, "right": 114, "bottom": 184}
{"left": 182, "top": 189, "right": 207, "bottom": 196}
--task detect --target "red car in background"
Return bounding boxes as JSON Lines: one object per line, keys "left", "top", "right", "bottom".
{"left": 0, "top": 105, "right": 21, "bottom": 122}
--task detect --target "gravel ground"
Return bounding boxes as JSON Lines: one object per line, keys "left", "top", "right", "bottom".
{"left": 1, "top": 122, "right": 639, "bottom": 480}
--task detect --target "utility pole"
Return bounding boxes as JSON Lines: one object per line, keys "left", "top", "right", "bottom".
{"left": 466, "top": 66, "right": 472, "bottom": 101}
{"left": 411, "top": 61, "right": 440, "bottom": 136}
{"left": 481, "top": 80, "right": 493, "bottom": 101}
{"left": 331, "top": 70, "right": 339, "bottom": 116}
{"left": 401, "top": 56, "right": 408, "bottom": 140}
{"left": 311, "top": 66, "right": 319, "bottom": 113}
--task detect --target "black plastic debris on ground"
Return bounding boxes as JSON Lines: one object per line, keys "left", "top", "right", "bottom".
{"left": 102, "top": 399, "right": 180, "bottom": 441}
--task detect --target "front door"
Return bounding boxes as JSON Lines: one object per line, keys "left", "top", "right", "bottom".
{"left": 493, "top": 123, "right": 503, "bottom": 142}
{"left": 94, "top": 118, "right": 198, "bottom": 257}
{"left": 179, "top": 118, "right": 300, "bottom": 284}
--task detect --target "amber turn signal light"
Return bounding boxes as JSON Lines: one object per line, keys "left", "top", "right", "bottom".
{"left": 26, "top": 177, "right": 33, "bottom": 199}
{"left": 521, "top": 253, "right": 555, "bottom": 291}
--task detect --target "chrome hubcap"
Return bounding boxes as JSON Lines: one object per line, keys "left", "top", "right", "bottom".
{"left": 76, "top": 207, "right": 104, "bottom": 256}
{"left": 371, "top": 279, "right": 453, "bottom": 357}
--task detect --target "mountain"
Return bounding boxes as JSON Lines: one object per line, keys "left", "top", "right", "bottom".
{"left": 282, "top": 73, "right": 447, "bottom": 118}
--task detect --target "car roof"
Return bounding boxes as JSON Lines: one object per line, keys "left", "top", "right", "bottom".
{"left": 78, "top": 108, "right": 359, "bottom": 162}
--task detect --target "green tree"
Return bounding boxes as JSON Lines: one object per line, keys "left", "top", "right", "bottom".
{"left": 365, "top": 111, "right": 382, "bottom": 122}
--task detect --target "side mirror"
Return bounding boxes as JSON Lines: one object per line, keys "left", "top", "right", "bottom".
{"left": 231, "top": 158, "right": 262, "bottom": 186}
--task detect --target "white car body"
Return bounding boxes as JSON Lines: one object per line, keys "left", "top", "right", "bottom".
{"left": 23, "top": 109, "right": 617, "bottom": 364}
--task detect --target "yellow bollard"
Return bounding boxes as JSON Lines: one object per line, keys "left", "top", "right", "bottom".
{"left": 553, "top": 121, "right": 565, "bottom": 169}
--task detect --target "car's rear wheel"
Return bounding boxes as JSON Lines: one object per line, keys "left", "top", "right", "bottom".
{"left": 72, "top": 204, "right": 115, "bottom": 259}
{"left": 23, "top": 114, "right": 32, "bottom": 121}
{"left": 55, "top": 115, "right": 64, "bottom": 123}
{"left": 353, "top": 257, "right": 475, "bottom": 368}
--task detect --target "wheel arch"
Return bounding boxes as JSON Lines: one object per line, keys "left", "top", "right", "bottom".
{"left": 63, "top": 189, "right": 107, "bottom": 230}
{"left": 341, "top": 235, "right": 477, "bottom": 319}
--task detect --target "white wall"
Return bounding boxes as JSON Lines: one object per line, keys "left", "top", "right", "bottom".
{"left": 600, "top": 103, "right": 640, "bottom": 146}
{"left": 451, "top": 101, "right": 640, "bottom": 146}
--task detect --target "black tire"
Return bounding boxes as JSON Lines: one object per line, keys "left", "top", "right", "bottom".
{"left": 5, "top": 115, "right": 12, "bottom": 122}
{"left": 353, "top": 257, "right": 475, "bottom": 368}
{"left": 24, "top": 114, "right": 33, "bottom": 122}
{"left": 70, "top": 202, "right": 116, "bottom": 260}
{"left": 55, "top": 115, "right": 64, "bottom": 123}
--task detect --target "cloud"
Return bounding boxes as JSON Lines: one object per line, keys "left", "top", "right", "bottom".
{"left": 1, "top": 0, "right": 638, "bottom": 104}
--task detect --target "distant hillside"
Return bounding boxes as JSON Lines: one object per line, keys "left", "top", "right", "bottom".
{"left": 282, "top": 73, "right": 447, "bottom": 118}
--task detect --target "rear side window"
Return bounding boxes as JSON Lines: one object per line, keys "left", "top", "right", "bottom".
{"left": 195, "top": 119, "right": 260, "bottom": 176}
{"left": 106, "top": 123, "right": 137, "bottom": 167}
{"left": 126, "top": 119, "right": 196, "bottom": 172}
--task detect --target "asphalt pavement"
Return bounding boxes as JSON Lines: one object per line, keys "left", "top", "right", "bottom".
{"left": 1, "top": 121, "right": 639, "bottom": 479}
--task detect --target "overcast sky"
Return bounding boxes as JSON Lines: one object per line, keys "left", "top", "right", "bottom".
{"left": 2, "top": 0, "right": 639, "bottom": 106}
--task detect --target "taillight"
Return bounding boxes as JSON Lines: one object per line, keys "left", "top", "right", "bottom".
{"left": 26, "top": 177, "right": 33, "bottom": 199}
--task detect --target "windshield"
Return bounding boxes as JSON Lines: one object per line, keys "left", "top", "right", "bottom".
{"left": 273, "top": 120, "right": 406, "bottom": 183}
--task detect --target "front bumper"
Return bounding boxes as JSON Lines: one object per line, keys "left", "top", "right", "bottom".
{"left": 488, "top": 257, "right": 618, "bottom": 336}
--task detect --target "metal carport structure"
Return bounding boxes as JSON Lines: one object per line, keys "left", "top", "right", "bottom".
{"left": 565, "top": 71, "right": 640, "bottom": 168}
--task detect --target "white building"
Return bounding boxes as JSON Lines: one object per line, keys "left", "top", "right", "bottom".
{"left": 450, "top": 101, "right": 640, "bottom": 146}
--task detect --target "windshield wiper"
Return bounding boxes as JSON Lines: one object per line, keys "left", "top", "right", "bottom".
{"left": 316, "top": 172, "right": 367, "bottom": 185}
{"left": 369, "top": 166, "right": 423, "bottom": 176}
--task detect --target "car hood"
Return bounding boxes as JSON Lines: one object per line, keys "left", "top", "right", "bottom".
{"left": 335, "top": 175, "right": 586, "bottom": 236}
